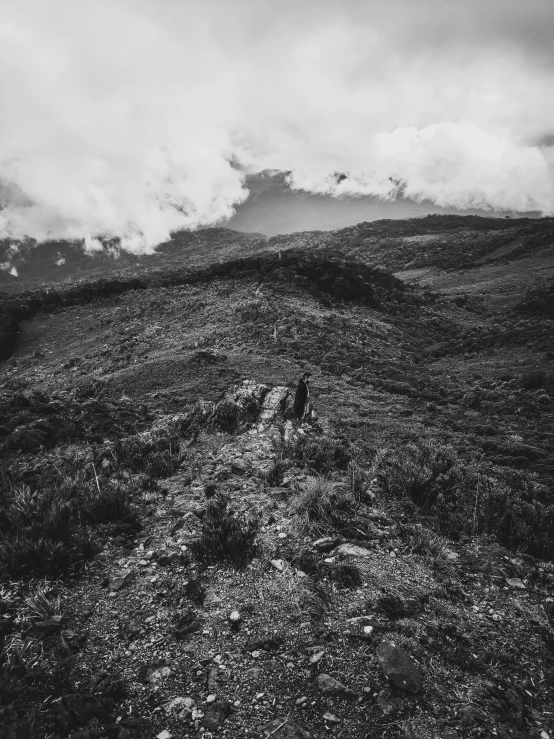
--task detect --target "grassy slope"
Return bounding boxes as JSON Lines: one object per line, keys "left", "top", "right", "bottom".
{"left": 0, "top": 221, "right": 553, "bottom": 739}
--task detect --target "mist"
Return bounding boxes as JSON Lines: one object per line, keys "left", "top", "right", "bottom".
{"left": 1, "top": 0, "right": 553, "bottom": 252}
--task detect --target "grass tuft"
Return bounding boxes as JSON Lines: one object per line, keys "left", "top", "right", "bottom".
{"left": 190, "top": 493, "right": 259, "bottom": 568}
{"left": 291, "top": 476, "right": 356, "bottom": 535}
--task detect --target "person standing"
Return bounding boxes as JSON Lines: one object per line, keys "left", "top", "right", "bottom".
{"left": 293, "top": 372, "right": 311, "bottom": 426}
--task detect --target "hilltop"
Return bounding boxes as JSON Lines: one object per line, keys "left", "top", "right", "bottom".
{"left": 0, "top": 216, "right": 553, "bottom": 739}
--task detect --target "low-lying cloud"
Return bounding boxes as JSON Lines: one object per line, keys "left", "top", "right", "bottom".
{"left": 1, "top": 0, "right": 553, "bottom": 252}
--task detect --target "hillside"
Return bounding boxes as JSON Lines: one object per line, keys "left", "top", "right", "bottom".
{"left": 0, "top": 218, "right": 553, "bottom": 739}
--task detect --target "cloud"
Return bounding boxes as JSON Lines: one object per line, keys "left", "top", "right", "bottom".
{"left": 0, "top": 0, "right": 553, "bottom": 251}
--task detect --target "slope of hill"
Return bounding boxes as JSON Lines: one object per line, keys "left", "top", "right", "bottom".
{"left": 0, "top": 220, "right": 553, "bottom": 739}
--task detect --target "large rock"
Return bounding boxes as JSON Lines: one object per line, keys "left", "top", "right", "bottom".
{"left": 376, "top": 641, "right": 422, "bottom": 694}
{"left": 259, "top": 386, "right": 290, "bottom": 424}
{"left": 316, "top": 673, "right": 356, "bottom": 699}
{"left": 260, "top": 717, "right": 313, "bottom": 738}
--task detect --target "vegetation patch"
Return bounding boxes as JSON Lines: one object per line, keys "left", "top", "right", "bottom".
{"left": 379, "top": 443, "right": 554, "bottom": 558}
{"left": 190, "top": 493, "right": 260, "bottom": 568}
{"left": 0, "top": 470, "right": 141, "bottom": 579}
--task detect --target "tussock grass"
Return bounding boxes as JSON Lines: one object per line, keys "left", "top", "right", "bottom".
{"left": 24, "top": 583, "right": 61, "bottom": 622}
{"left": 260, "top": 569, "right": 331, "bottom": 622}
{"left": 0, "top": 470, "right": 141, "bottom": 578}
{"left": 190, "top": 493, "right": 260, "bottom": 568}
{"left": 291, "top": 476, "right": 356, "bottom": 535}
{"left": 404, "top": 524, "right": 450, "bottom": 560}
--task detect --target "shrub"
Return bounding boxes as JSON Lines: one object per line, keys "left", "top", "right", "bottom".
{"left": 519, "top": 370, "right": 554, "bottom": 391}
{"left": 190, "top": 493, "right": 259, "bottom": 568}
{"left": 380, "top": 444, "right": 554, "bottom": 559}
{"left": 210, "top": 399, "right": 242, "bottom": 433}
{"left": 379, "top": 441, "right": 459, "bottom": 509}
{"left": 108, "top": 433, "right": 183, "bottom": 478}
{"left": 301, "top": 437, "right": 351, "bottom": 474}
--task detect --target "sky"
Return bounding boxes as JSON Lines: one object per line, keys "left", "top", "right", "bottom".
{"left": 0, "top": 0, "right": 553, "bottom": 252}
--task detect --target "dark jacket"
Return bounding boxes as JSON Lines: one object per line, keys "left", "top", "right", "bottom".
{"left": 293, "top": 378, "right": 309, "bottom": 418}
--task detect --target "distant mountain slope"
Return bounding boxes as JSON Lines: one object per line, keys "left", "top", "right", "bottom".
{"left": 1, "top": 215, "right": 553, "bottom": 296}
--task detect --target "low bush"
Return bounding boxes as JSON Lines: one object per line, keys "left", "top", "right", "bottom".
{"left": 379, "top": 444, "right": 554, "bottom": 559}
{"left": 519, "top": 369, "right": 554, "bottom": 391}
{"left": 106, "top": 433, "right": 184, "bottom": 478}
{"left": 379, "top": 441, "right": 459, "bottom": 509}
{"left": 190, "top": 493, "right": 259, "bottom": 568}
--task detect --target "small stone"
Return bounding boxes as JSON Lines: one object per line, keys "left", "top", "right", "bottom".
{"left": 376, "top": 641, "right": 421, "bottom": 694}
{"left": 316, "top": 674, "right": 356, "bottom": 699}
{"left": 202, "top": 700, "right": 232, "bottom": 731}
{"left": 206, "top": 694, "right": 217, "bottom": 703}
{"left": 389, "top": 551, "right": 397, "bottom": 558}
{"left": 203, "top": 589, "right": 222, "bottom": 605}
{"left": 323, "top": 712, "right": 340, "bottom": 724}
{"left": 331, "top": 543, "right": 372, "bottom": 559}
{"left": 296, "top": 696, "right": 308, "bottom": 706}
{"left": 458, "top": 705, "right": 485, "bottom": 726}
{"left": 347, "top": 615, "right": 373, "bottom": 624}
{"left": 309, "top": 650, "right": 324, "bottom": 665}
{"left": 148, "top": 666, "right": 171, "bottom": 684}
{"left": 229, "top": 610, "right": 241, "bottom": 624}
{"left": 108, "top": 570, "right": 135, "bottom": 593}
{"left": 163, "top": 697, "right": 195, "bottom": 714}
{"left": 156, "top": 731, "right": 172, "bottom": 739}
{"left": 312, "top": 537, "right": 341, "bottom": 552}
